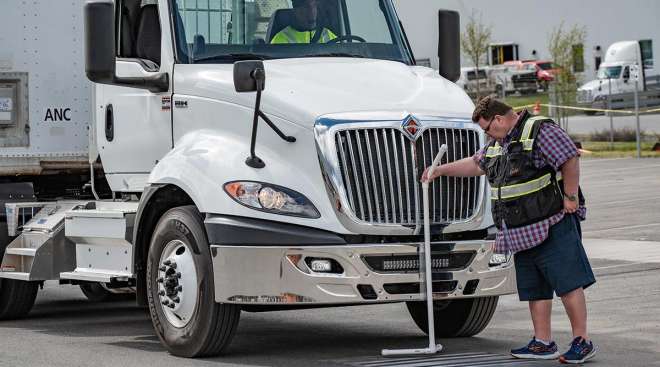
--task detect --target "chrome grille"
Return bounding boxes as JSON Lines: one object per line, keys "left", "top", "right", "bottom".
{"left": 335, "top": 127, "right": 481, "bottom": 225}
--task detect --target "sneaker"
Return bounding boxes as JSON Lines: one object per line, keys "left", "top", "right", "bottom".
{"left": 510, "top": 337, "right": 560, "bottom": 360}
{"left": 559, "top": 336, "right": 597, "bottom": 364}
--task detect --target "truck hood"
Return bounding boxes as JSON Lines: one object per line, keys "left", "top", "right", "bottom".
{"left": 174, "top": 58, "right": 474, "bottom": 128}
{"left": 579, "top": 79, "right": 604, "bottom": 92}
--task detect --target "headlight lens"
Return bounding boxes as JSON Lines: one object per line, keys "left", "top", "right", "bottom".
{"left": 489, "top": 253, "right": 509, "bottom": 266}
{"left": 224, "top": 181, "right": 320, "bottom": 219}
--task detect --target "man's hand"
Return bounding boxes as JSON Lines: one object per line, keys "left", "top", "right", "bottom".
{"left": 421, "top": 165, "right": 444, "bottom": 183}
{"left": 420, "top": 157, "right": 485, "bottom": 182}
{"left": 563, "top": 197, "right": 578, "bottom": 214}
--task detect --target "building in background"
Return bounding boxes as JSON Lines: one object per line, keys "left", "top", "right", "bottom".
{"left": 393, "top": 0, "right": 659, "bottom": 80}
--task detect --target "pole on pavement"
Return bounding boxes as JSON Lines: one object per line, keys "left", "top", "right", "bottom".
{"left": 633, "top": 68, "right": 641, "bottom": 158}
{"left": 608, "top": 78, "right": 614, "bottom": 149}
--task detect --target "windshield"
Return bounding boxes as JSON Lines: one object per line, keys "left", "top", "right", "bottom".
{"left": 170, "top": 0, "right": 413, "bottom": 64}
{"left": 597, "top": 66, "right": 623, "bottom": 79}
{"left": 467, "top": 70, "right": 487, "bottom": 80}
{"left": 538, "top": 62, "right": 553, "bottom": 70}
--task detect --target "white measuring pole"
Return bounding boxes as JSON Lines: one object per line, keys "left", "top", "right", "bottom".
{"left": 382, "top": 144, "right": 447, "bottom": 357}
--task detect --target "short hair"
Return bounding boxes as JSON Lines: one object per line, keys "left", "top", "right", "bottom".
{"left": 471, "top": 96, "right": 512, "bottom": 123}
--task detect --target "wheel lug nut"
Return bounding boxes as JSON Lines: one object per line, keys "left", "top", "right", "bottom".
{"left": 163, "top": 260, "right": 172, "bottom": 266}
{"left": 176, "top": 285, "right": 183, "bottom": 292}
{"left": 162, "top": 300, "right": 170, "bottom": 305}
{"left": 168, "top": 303, "right": 175, "bottom": 309}
{"left": 157, "top": 278, "right": 164, "bottom": 283}
{"left": 173, "top": 297, "right": 180, "bottom": 303}
{"left": 158, "top": 290, "right": 165, "bottom": 296}
{"left": 176, "top": 272, "right": 181, "bottom": 278}
{"left": 159, "top": 266, "right": 166, "bottom": 272}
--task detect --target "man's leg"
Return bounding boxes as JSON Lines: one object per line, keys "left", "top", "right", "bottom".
{"left": 529, "top": 299, "right": 552, "bottom": 342}
{"left": 560, "top": 287, "right": 588, "bottom": 340}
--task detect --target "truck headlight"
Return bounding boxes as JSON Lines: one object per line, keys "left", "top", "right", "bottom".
{"left": 489, "top": 253, "right": 510, "bottom": 266}
{"left": 224, "top": 181, "right": 320, "bottom": 219}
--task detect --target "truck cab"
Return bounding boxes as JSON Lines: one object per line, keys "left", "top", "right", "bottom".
{"left": 0, "top": 0, "right": 515, "bottom": 357}
{"left": 578, "top": 41, "right": 645, "bottom": 105}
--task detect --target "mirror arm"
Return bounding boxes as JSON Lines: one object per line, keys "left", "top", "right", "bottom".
{"left": 113, "top": 73, "right": 170, "bottom": 93}
{"left": 245, "top": 68, "right": 296, "bottom": 169}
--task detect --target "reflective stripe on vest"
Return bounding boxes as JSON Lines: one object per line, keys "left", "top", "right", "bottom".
{"left": 518, "top": 116, "right": 548, "bottom": 151}
{"left": 491, "top": 171, "right": 563, "bottom": 200}
{"left": 485, "top": 142, "right": 502, "bottom": 157}
{"left": 275, "top": 26, "right": 335, "bottom": 43}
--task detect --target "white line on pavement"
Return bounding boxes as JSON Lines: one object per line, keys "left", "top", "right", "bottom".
{"left": 583, "top": 222, "right": 660, "bottom": 233}
{"left": 588, "top": 197, "right": 660, "bottom": 208}
{"left": 592, "top": 262, "right": 646, "bottom": 270}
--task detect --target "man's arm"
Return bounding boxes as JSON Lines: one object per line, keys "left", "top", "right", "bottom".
{"left": 561, "top": 156, "right": 580, "bottom": 213}
{"left": 421, "top": 157, "right": 485, "bottom": 182}
{"left": 535, "top": 122, "right": 581, "bottom": 213}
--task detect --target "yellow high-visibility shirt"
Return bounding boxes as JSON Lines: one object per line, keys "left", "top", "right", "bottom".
{"left": 271, "top": 26, "right": 337, "bottom": 44}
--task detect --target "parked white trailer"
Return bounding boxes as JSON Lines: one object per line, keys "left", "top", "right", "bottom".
{"left": 0, "top": 0, "right": 515, "bottom": 357}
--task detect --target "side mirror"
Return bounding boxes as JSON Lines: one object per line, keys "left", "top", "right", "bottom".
{"left": 232, "top": 61, "right": 295, "bottom": 169}
{"left": 438, "top": 10, "right": 461, "bottom": 82}
{"left": 84, "top": 0, "right": 168, "bottom": 93}
{"left": 233, "top": 61, "right": 266, "bottom": 92}
{"left": 84, "top": 0, "right": 116, "bottom": 85}
{"left": 437, "top": 10, "right": 461, "bottom": 83}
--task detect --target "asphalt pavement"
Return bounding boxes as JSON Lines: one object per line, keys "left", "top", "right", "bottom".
{"left": 0, "top": 158, "right": 658, "bottom": 367}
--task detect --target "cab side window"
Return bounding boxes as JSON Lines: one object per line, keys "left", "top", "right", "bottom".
{"left": 116, "top": 0, "right": 162, "bottom": 70}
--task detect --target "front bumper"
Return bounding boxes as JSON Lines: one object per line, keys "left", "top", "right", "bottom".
{"left": 210, "top": 240, "right": 516, "bottom": 305}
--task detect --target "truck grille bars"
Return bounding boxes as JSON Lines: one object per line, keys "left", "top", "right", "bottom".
{"left": 334, "top": 127, "right": 481, "bottom": 226}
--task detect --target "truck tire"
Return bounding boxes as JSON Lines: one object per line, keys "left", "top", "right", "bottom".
{"left": 79, "top": 283, "right": 133, "bottom": 303}
{"left": 146, "top": 205, "right": 240, "bottom": 357}
{"left": 406, "top": 296, "right": 498, "bottom": 337}
{"left": 0, "top": 279, "right": 39, "bottom": 320}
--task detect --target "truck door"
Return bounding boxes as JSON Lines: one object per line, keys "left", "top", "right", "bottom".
{"left": 96, "top": 1, "right": 173, "bottom": 191}
{"left": 620, "top": 66, "right": 636, "bottom": 94}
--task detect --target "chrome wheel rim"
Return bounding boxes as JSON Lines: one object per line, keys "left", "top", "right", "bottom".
{"left": 157, "top": 239, "right": 198, "bottom": 328}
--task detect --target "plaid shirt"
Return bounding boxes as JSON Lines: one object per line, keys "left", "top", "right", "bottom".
{"left": 474, "top": 111, "right": 587, "bottom": 254}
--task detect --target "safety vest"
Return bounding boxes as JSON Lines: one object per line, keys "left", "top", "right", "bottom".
{"left": 482, "top": 115, "right": 565, "bottom": 229}
{"left": 271, "top": 26, "right": 337, "bottom": 44}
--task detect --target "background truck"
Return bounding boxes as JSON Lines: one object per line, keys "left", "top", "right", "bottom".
{"left": 0, "top": 0, "right": 515, "bottom": 357}
{"left": 456, "top": 66, "right": 496, "bottom": 98}
{"left": 577, "top": 40, "right": 660, "bottom": 112}
{"left": 489, "top": 63, "right": 539, "bottom": 96}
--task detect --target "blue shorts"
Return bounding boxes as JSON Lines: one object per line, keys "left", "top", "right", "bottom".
{"left": 514, "top": 214, "right": 596, "bottom": 301}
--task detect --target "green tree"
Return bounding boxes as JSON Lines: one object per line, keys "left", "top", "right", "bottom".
{"left": 548, "top": 23, "right": 587, "bottom": 127}
{"left": 460, "top": 11, "right": 492, "bottom": 100}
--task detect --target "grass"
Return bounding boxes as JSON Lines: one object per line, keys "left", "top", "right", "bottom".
{"left": 579, "top": 141, "right": 660, "bottom": 158}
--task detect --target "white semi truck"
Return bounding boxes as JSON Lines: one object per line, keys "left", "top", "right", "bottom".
{"left": 577, "top": 40, "right": 660, "bottom": 111}
{"left": 0, "top": 0, "right": 515, "bottom": 357}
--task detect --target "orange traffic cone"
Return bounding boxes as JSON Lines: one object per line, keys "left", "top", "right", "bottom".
{"left": 533, "top": 101, "right": 541, "bottom": 115}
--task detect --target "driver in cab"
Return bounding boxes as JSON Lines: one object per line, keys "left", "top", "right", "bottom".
{"left": 270, "top": 0, "right": 337, "bottom": 44}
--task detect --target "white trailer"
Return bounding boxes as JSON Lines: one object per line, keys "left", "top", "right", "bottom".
{"left": 0, "top": 0, "right": 515, "bottom": 357}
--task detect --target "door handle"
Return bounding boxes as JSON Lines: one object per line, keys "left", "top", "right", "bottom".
{"left": 105, "top": 104, "right": 114, "bottom": 142}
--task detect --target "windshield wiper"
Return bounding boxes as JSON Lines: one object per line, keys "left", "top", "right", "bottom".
{"left": 193, "top": 53, "right": 272, "bottom": 63}
{"left": 302, "top": 52, "right": 365, "bottom": 58}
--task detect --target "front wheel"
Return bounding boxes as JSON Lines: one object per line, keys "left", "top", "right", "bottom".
{"left": 406, "top": 296, "right": 499, "bottom": 337}
{"left": 0, "top": 279, "right": 39, "bottom": 320}
{"left": 147, "top": 206, "right": 240, "bottom": 357}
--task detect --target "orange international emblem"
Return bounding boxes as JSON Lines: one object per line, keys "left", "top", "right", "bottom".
{"left": 401, "top": 115, "right": 422, "bottom": 141}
